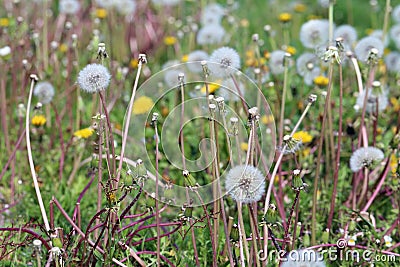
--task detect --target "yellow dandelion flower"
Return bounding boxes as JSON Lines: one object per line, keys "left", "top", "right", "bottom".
{"left": 365, "top": 28, "right": 374, "bottom": 35}
{"left": 132, "top": 96, "right": 154, "bottom": 115}
{"left": 390, "top": 154, "right": 398, "bottom": 174}
{"left": 261, "top": 115, "right": 274, "bottom": 124}
{"left": 130, "top": 58, "right": 138, "bottom": 69}
{"left": 240, "top": 142, "right": 248, "bottom": 151}
{"left": 279, "top": 13, "right": 292, "bottom": 23}
{"left": 308, "top": 15, "right": 322, "bottom": 20}
{"left": 245, "top": 58, "right": 256, "bottom": 67}
{"left": 31, "top": 115, "right": 46, "bottom": 127}
{"left": 263, "top": 50, "right": 270, "bottom": 59}
{"left": 294, "top": 3, "right": 306, "bottom": 13}
{"left": 114, "top": 123, "right": 122, "bottom": 131}
{"left": 164, "top": 36, "right": 177, "bottom": 46}
{"left": 302, "top": 148, "right": 311, "bottom": 157}
{"left": 390, "top": 97, "right": 400, "bottom": 111}
{"left": 245, "top": 50, "right": 255, "bottom": 58}
{"left": 59, "top": 43, "right": 68, "bottom": 53}
{"left": 74, "top": 128, "right": 94, "bottom": 139}
{"left": 96, "top": 8, "right": 107, "bottom": 19}
{"left": 201, "top": 81, "right": 221, "bottom": 94}
{"left": 292, "top": 131, "right": 313, "bottom": 143}
{"left": 313, "top": 76, "right": 329, "bottom": 87}
{"left": 0, "top": 18, "right": 9, "bottom": 27}
{"left": 161, "top": 106, "right": 169, "bottom": 117}
{"left": 240, "top": 19, "right": 249, "bottom": 28}
{"left": 181, "top": 54, "right": 189, "bottom": 62}
{"left": 286, "top": 46, "right": 296, "bottom": 55}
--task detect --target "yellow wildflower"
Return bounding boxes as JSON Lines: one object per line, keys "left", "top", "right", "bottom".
{"left": 240, "top": 19, "right": 249, "bottom": 28}
{"left": 313, "top": 76, "right": 329, "bottom": 87}
{"left": 308, "top": 15, "right": 322, "bottom": 20}
{"left": 132, "top": 96, "right": 154, "bottom": 115}
{"left": 181, "top": 54, "right": 189, "bottom": 62}
{"left": 390, "top": 154, "right": 398, "bottom": 174}
{"left": 96, "top": 8, "right": 107, "bottom": 19}
{"left": 286, "top": 46, "right": 296, "bottom": 55}
{"left": 292, "top": 131, "right": 312, "bottom": 143}
{"left": 130, "top": 58, "right": 138, "bottom": 69}
{"left": 261, "top": 115, "right": 274, "bottom": 124}
{"left": 164, "top": 36, "right": 177, "bottom": 46}
{"left": 263, "top": 50, "right": 270, "bottom": 59}
{"left": 278, "top": 13, "right": 292, "bottom": 23}
{"left": 390, "top": 97, "right": 400, "bottom": 112}
{"left": 31, "top": 115, "right": 46, "bottom": 127}
{"left": 201, "top": 81, "right": 221, "bottom": 94}
{"left": 74, "top": 128, "right": 94, "bottom": 139}
{"left": 294, "top": 3, "right": 306, "bottom": 13}
{"left": 240, "top": 142, "right": 248, "bottom": 151}
{"left": 302, "top": 148, "right": 311, "bottom": 157}
{"left": 0, "top": 18, "right": 9, "bottom": 27}
{"left": 59, "top": 43, "right": 68, "bottom": 53}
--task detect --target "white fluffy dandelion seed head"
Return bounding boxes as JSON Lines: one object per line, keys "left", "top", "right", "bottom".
{"left": 296, "top": 52, "right": 321, "bottom": 85}
{"left": 33, "top": 81, "right": 55, "bottom": 104}
{"left": 225, "top": 165, "right": 265, "bottom": 204}
{"left": 281, "top": 249, "right": 326, "bottom": 267}
{"left": 196, "top": 24, "right": 226, "bottom": 45}
{"left": 354, "top": 36, "right": 384, "bottom": 63}
{"left": 59, "top": 0, "right": 80, "bottom": 14}
{"left": 349, "top": 147, "right": 384, "bottom": 172}
{"left": 333, "top": 25, "right": 358, "bottom": 51}
{"left": 201, "top": 3, "right": 225, "bottom": 25}
{"left": 187, "top": 50, "right": 209, "bottom": 73}
{"left": 369, "top": 30, "right": 389, "bottom": 47}
{"left": 218, "top": 78, "right": 245, "bottom": 102}
{"left": 389, "top": 24, "right": 400, "bottom": 49}
{"left": 385, "top": 52, "right": 400, "bottom": 72}
{"left": 95, "top": 0, "right": 114, "bottom": 8}
{"left": 209, "top": 47, "right": 241, "bottom": 78}
{"left": 269, "top": 50, "right": 287, "bottom": 75}
{"left": 355, "top": 88, "right": 388, "bottom": 114}
{"left": 77, "top": 63, "right": 111, "bottom": 93}
{"left": 392, "top": 5, "right": 400, "bottom": 23}
{"left": 151, "top": 0, "right": 181, "bottom": 7}
{"left": 299, "top": 19, "right": 330, "bottom": 49}
{"left": 114, "top": 0, "right": 137, "bottom": 15}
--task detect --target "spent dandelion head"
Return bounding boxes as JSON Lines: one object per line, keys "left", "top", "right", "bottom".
{"left": 280, "top": 134, "right": 302, "bottom": 154}
{"left": 296, "top": 52, "right": 321, "bottom": 85}
{"left": 77, "top": 63, "right": 111, "bottom": 93}
{"left": 355, "top": 85, "right": 388, "bottom": 114}
{"left": 291, "top": 169, "right": 309, "bottom": 192}
{"left": 225, "top": 165, "right": 265, "bottom": 204}
{"left": 33, "top": 81, "right": 55, "bottom": 104}
{"left": 349, "top": 146, "right": 384, "bottom": 172}
{"left": 209, "top": 46, "right": 241, "bottom": 77}
{"left": 333, "top": 25, "right": 358, "bottom": 51}
{"left": 269, "top": 50, "right": 287, "bottom": 75}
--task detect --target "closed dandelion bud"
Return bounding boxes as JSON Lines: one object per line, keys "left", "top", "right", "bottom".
{"left": 349, "top": 220, "right": 357, "bottom": 232}
{"left": 322, "top": 228, "right": 329, "bottom": 243}
{"left": 183, "top": 170, "right": 197, "bottom": 188}
{"left": 291, "top": 169, "right": 303, "bottom": 190}
{"left": 265, "top": 204, "right": 277, "bottom": 225}
{"left": 135, "top": 159, "right": 148, "bottom": 178}
{"left": 303, "top": 232, "right": 310, "bottom": 247}
{"left": 230, "top": 223, "right": 240, "bottom": 243}
{"left": 52, "top": 237, "right": 63, "bottom": 248}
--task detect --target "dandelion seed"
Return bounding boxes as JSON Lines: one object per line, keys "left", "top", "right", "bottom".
{"left": 225, "top": 165, "right": 265, "bottom": 204}
{"left": 354, "top": 36, "right": 384, "bottom": 63}
{"left": 31, "top": 115, "right": 46, "bottom": 127}
{"left": 197, "top": 24, "right": 226, "bottom": 45}
{"left": 209, "top": 47, "right": 241, "bottom": 78}
{"left": 132, "top": 96, "right": 154, "bottom": 115}
{"left": 33, "top": 81, "right": 55, "bottom": 104}
{"left": 296, "top": 52, "right": 321, "bottom": 85}
{"left": 281, "top": 249, "right": 326, "bottom": 267}
{"left": 77, "top": 63, "right": 111, "bottom": 93}
{"left": 349, "top": 147, "right": 384, "bottom": 172}
{"left": 299, "top": 19, "right": 330, "bottom": 49}
{"left": 59, "top": 0, "right": 80, "bottom": 15}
